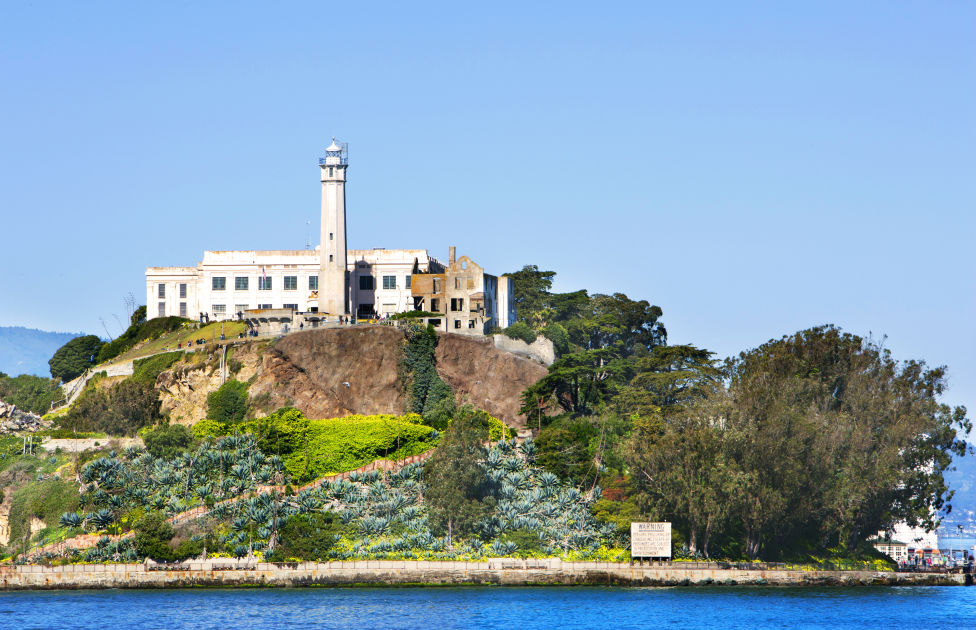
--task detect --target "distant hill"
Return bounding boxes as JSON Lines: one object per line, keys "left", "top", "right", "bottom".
{"left": 0, "top": 326, "right": 88, "bottom": 378}
{"left": 944, "top": 453, "right": 976, "bottom": 521}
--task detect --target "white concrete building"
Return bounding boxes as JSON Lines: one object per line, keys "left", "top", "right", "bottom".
{"left": 146, "top": 248, "right": 444, "bottom": 322}
{"left": 146, "top": 140, "right": 513, "bottom": 328}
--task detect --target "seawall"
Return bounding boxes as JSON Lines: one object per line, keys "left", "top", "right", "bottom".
{"left": 0, "top": 560, "right": 962, "bottom": 590}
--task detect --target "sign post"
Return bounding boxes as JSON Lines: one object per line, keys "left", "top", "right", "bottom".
{"left": 631, "top": 522, "right": 672, "bottom": 565}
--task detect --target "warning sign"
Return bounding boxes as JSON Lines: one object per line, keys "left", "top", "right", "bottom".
{"left": 631, "top": 522, "right": 672, "bottom": 558}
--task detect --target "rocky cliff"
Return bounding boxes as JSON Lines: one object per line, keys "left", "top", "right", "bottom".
{"left": 157, "top": 326, "right": 547, "bottom": 427}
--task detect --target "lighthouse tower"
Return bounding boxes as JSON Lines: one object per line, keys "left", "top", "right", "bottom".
{"left": 319, "top": 139, "right": 349, "bottom": 315}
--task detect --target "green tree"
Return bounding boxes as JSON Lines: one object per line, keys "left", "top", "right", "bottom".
{"left": 401, "top": 323, "right": 453, "bottom": 415}
{"left": 48, "top": 335, "right": 104, "bottom": 382}
{"left": 628, "top": 325, "right": 972, "bottom": 560}
{"left": 130, "top": 305, "right": 147, "bottom": 326}
{"left": 423, "top": 407, "right": 493, "bottom": 545}
{"left": 206, "top": 380, "right": 249, "bottom": 425}
{"left": 620, "top": 344, "right": 721, "bottom": 419}
{"left": 143, "top": 423, "right": 195, "bottom": 459}
{"left": 133, "top": 511, "right": 176, "bottom": 561}
{"left": 505, "top": 265, "right": 556, "bottom": 326}
{"left": 268, "top": 512, "right": 345, "bottom": 561}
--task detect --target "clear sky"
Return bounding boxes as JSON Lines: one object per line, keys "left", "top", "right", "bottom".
{"left": 1, "top": 2, "right": 973, "bottom": 415}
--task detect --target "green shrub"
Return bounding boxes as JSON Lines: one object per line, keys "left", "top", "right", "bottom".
{"left": 391, "top": 310, "right": 442, "bottom": 320}
{"left": 143, "top": 423, "right": 195, "bottom": 459}
{"left": 60, "top": 380, "right": 161, "bottom": 436}
{"left": 206, "top": 380, "right": 249, "bottom": 425}
{"left": 48, "top": 335, "right": 104, "bottom": 382}
{"left": 504, "top": 321, "right": 537, "bottom": 344}
{"left": 8, "top": 478, "right": 81, "bottom": 549}
{"left": 191, "top": 417, "right": 228, "bottom": 440}
{"left": 0, "top": 373, "right": 62, "bottom": 414}
{"left": 133, "top": 512, "right": 175, "bottom": 561}
{"left": 247, "top": 410, "right": 438, "bottom": 483}
{"left": 131, "top": 351, "right": 184, "bottom": 386}
{"left": 499, "top": 528, "right": 545, "bottom": 557}
{"left": 267, "top": 512, "right": 345, "bottom": 561}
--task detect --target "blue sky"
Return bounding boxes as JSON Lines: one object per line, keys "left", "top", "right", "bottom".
{"left": 0, "top": 2, "right": 973, "bottom": 417}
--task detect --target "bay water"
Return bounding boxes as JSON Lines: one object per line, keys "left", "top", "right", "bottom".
{"left": 1, "top": 586, "right": 972, "bottom": 629}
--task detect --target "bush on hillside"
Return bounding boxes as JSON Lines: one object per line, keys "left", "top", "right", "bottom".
{"left": 504, "top": 321, "right": 537, "bottom": 345}
{"left": 206, "top": 380, "right": 249, "bottom": 425}
{"left": 143, "top": 423, "right": 195, "bottom": 459}
{"left": 60, "top": 380, "right": 161, "bottom": 436}
{"left": 133, "top": 511, "right": 176, "bottom": 561}
{"left": 267, "top": 512, "right": 345, "bottom": 561}
{"left": 8, "top": 477, "right": 81, "bottom": 551}
{"left": 131, "top": 351, "right": 184, "bottom": 386}
{"left": 0, "top": 373, "right": 62, "bottom": 414}
{"left": 48, "top": 335, "right": 105, "bottom": 382}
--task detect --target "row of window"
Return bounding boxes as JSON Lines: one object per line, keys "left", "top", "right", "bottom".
{"left": 158, "top": 284, "right": 188, "bottom": 299}
{"left": 211, "top": 304, "right": 299, "bottom": 314}
{"left": 360, "top": 275, "right": 412, "bottom": 291}
{"left": 158, "top": 302, "right": 189, "bottom": 318}
{"left": 161, "top": 273, "right": 414, "bottom": 298}
{"left": 210, "top": 276, "right": 316, "bottom": 291}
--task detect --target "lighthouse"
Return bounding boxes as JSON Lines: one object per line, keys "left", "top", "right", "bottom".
{"left": 319, "top": 139, "right": 349, "bottom": 315}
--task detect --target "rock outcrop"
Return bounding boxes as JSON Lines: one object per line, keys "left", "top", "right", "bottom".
{"left": 435, "top": 334, "right": 549, "bottom": 426}
{"left": 247, "top": 326, "right": 407, "bottom": 419}
{"left": 0, "top": 399, "right": 50, "bottom": 434}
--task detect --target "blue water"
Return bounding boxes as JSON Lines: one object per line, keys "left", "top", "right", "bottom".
{"left": 0, "top": 586, "right": 973, "bottom": 629}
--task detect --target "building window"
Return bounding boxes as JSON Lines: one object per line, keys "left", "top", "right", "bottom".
{"left": 158, "top": 283, "right": 165, "bottom": 298}
{"left": 455, "top": 278, "right": 462, "bottom": 290}
{"left": 450, "top": 298, "right": 464, "bottom": 312}
{"left": 284, "top": 276, "right": 297, "bottom": 290}
{"left": 405, "top": 275, "right": 411, "bottom": 289}
{"left": 382, "top": 275, "right": 396, "bottom": 290}
{"left": 309, "top": 275, "right": 318, "bottom": 290}
{"left": 235, "top": 277, "right": 249, "bottom": 291}
{"left": 283, "top": 303, "right": 298, "bottom": 311}
{"left": 430, "top": 298, "right": 440, "bottom": 312}
{"left": 329, "top": 232, "right": 333, "bottom": 241}
{"left": 179, "top": 302, "right": 187, "bottom": 318}
{"left": 468, "top": 319, "right": 476, "bottom": 329}
{"left": 235, "top": 304, "right": 249, "bottom": 314}
{"left": 179, "top": 283, "right": 187, "bottom": 298}
{"left": 432, "top": 278, "right": 442, "bottom": 294}
{"left": 359, "top": 275, "right": 374, "bottom": 290}
{"left": 329, "top": 254, "right": 334, "bottom": 262}
{"left": 258, "top": 303, "right": 272, "bottom": 309}
{"left": 258, "top": 277, "right": 272, "bottom": 291}
{"left": 212, "top": 277, "right": 226, "bottom": 291}
{"left": 454, "top": 319, "right": 461, "bottom": 329}
{"left": 212, "top": 304, "right": 226, "bottom": 316}
{"left": 158, "top": 302, "right": 165, "bottom": 317}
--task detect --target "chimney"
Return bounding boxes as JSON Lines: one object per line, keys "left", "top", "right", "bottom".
{"left": 449, "top": 246, "right": 456, "bottom": 265}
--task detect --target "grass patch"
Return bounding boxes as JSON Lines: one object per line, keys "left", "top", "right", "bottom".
{"left": 106, "top": 321, "right": 248, "bottom": 364}
{"left": 131, "top": 351, "right": 185, "bottom": 385}
{"left": 7, "top": 477, "right": 81, "bottom": 551}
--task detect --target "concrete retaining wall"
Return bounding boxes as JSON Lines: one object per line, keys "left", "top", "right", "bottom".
{"left": 0, "top": 561, "right": 961, "bottom": 590}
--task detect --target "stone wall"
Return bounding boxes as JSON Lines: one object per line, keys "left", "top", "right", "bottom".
{"left": 0, "top": 561, "right": 962, "bottom": 590}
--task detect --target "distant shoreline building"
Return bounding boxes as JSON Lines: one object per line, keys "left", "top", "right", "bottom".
{"left": 146, "top": 140, "right": 515, "bottom": 333}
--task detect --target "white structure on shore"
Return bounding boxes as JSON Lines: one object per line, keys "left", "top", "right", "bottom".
{"left": 146, "top": 140, "right": 514, "bottom": 331}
